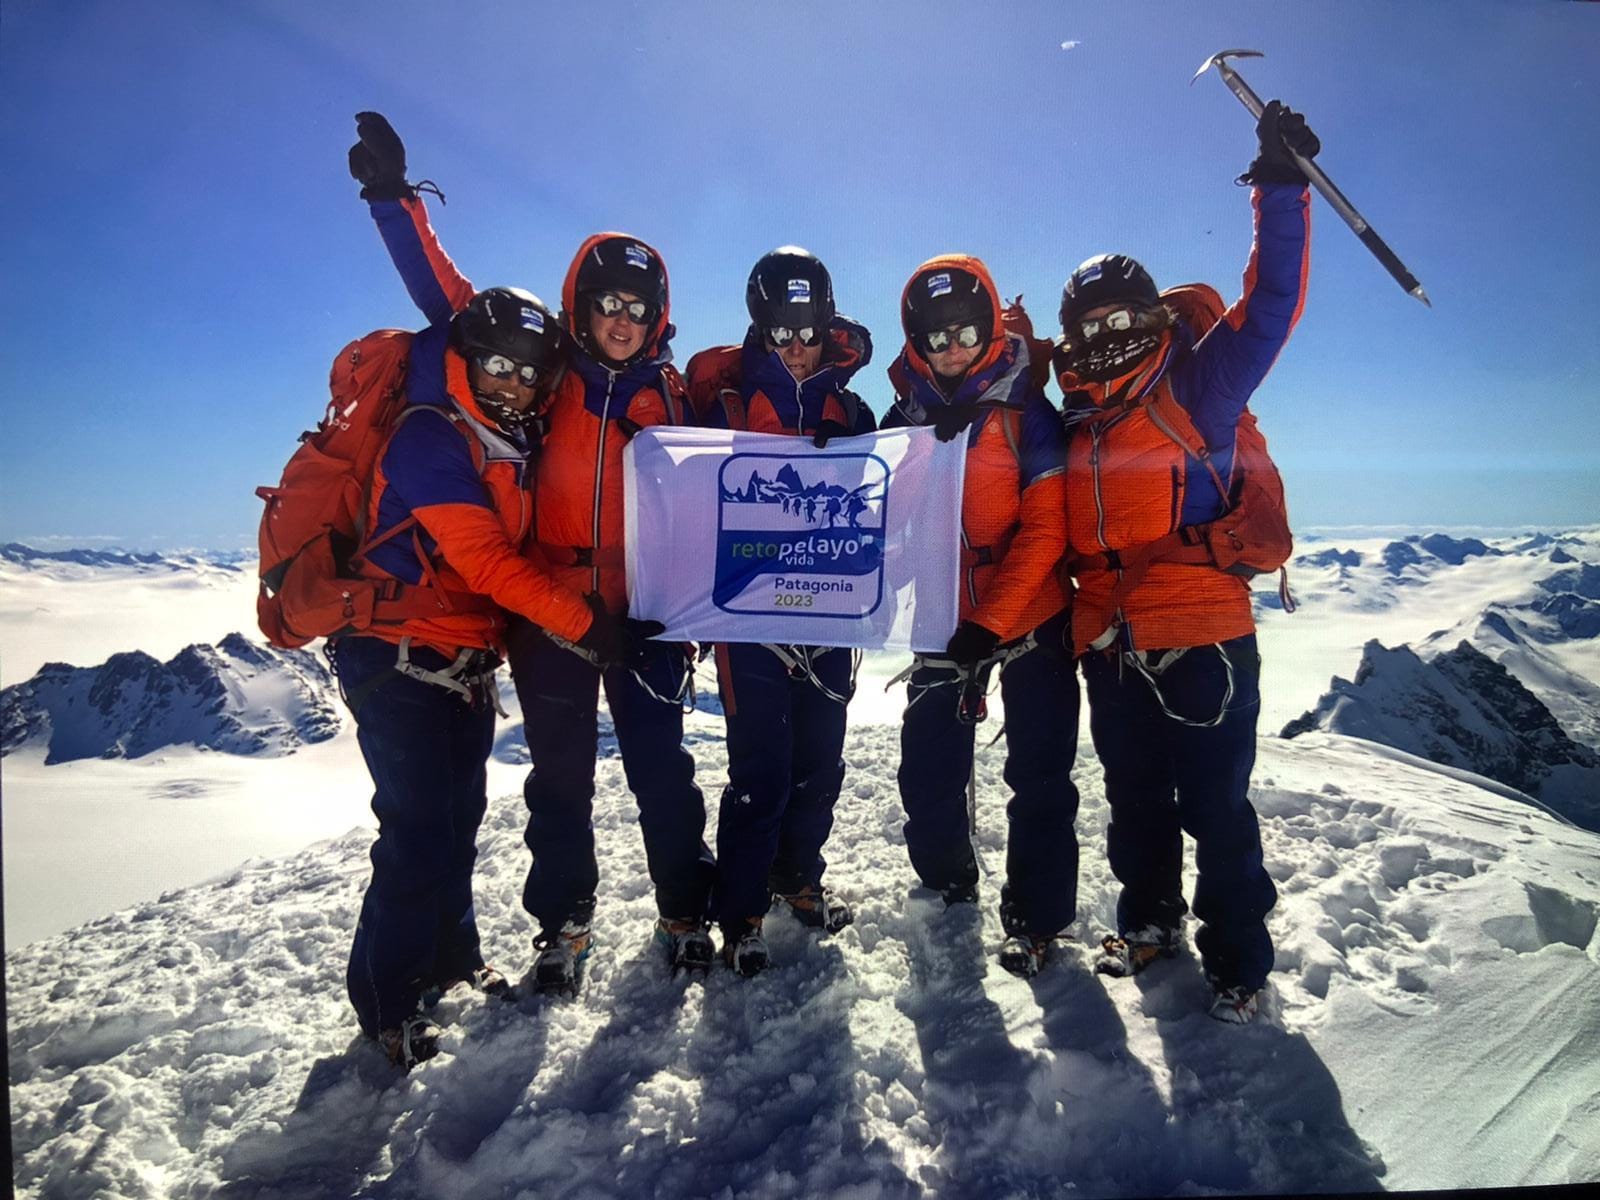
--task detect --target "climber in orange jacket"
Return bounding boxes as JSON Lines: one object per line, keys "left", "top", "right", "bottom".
{"left": 882, "top": 253, "right": 1080, "bottom": 979}
{"left": 1056, "top": 101, "right": 1318, "bottom": 1024}
{"left": 348, "top": 112, "right": 714, "bottom": 991}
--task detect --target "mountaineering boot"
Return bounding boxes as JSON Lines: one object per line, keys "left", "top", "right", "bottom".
{"left": 655, "top": 917, "right": 714, "bottom": 975}
{"left": 722, "top": 920, "right": 770, "bottom": 978}
{"left": 998, "top": 934, "right": 1052, "bottom": 979}
{"left": 772, "top": 883, "right": 854, "bottom": 934}
{"left": 940, "top": 881, "right": 979, "bottom": 907}
{"left": 378, "top": 1014, "right": 443, "bottom": 1071}
{"left": 467, "top": 964, "right": 516, "bottom": 1000}
{"left": 1207, "top": 982, "right": 1260, "bottom": 1025}
{"left": 1093, "top": 924, "right": 1182, "bottom": 978}
{"left": 533, "top": 913, "right": 595, "bottom": 996}
{"left": 422, "top": 963, "right": 517, "bottom": 1009}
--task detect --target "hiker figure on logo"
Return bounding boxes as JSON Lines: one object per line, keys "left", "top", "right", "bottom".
{"left": 346, "top": 112, "right": 716, "bottom": 986}
{"left": 1057, "top": 100, "right": 1319, "bottom": 1025}
{"left": 685, "top": 246, "right": 877, "bottom": 975}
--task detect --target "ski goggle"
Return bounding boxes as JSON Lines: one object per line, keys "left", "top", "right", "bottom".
{"left": 1072, "top": 305, "right": 1168, "bottom": 343}
{"left": 766, "top": 325, "right": 823, "bottom": 348}
{"left": 474, "top": 353, "right": 544, "bottom": 388}
{"left": 918, "top": 324, "right": 984, "bottom": 355}
{"left": 590, "top": 291, "right": 655, "bottom": 325}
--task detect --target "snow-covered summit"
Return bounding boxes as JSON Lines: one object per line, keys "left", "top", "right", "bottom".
{"left": 1282, "top": 638, "right": 1600, "bottom": 831}
{"left": 0, "top": 632, "right": 339, "bottom": 763}
{"left": 7, "top": 718, "right": 1599, "bottom": 1197}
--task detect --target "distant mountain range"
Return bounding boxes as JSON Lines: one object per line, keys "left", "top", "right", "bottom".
{"left": 0, "top": 543, "right": 250, "bottom": 571}
{"left": 1, "top": 632, "right": 339, "bottom": 763}
{"left": 1279, "top": 530, "right": 1600, "bottom": 830}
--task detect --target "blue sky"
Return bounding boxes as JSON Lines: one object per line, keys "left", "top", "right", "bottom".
{"left": 2, "top": 0, "right": 1597, "bottom": 549}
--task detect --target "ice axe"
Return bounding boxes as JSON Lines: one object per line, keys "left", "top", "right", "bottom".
{"left": 1193, "top": 49, "right": 1431, "bottom": 307}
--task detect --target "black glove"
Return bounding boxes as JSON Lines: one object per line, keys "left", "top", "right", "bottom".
{"left": 576, "top": 594, "right": 625, "bottom": 668}
{"left": 348, "top": 111, "right": 412, "bottom": 201}
{"left": 932, "top": 402, "right": 979, "bottom": 443}
{"left": 1241, "top": 100, "right": 1320, "bottom": 187}
{"left": 621, "top": 616, "right": 668, "bottom": 668}
{"left": 812, "top": 419, "right": 851, "bottom": 449}
{"left": 944, "top": 620, "right": 1000, "bottom": 668}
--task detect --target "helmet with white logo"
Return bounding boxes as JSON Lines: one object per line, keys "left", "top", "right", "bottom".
{"left": 745, "top": 246, "right": 836, "bottom": 335}
{"left": 451, "top": 287, "right": 564, "bottom": 433}
{"left": 574, "top": 236, "right": 668, "bottom": 315}
{"left": 902, "top": 264, "right": 992, "bottom": 338}
{"left": 1058, "top": 254, "right": 1160, "bottom": 331}
{"left": 451, "top": 287, "right": 564, "bottom": 370}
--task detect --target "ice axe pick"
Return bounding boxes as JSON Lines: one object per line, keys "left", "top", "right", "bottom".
{"left": 1193, "top": 49, "right": 1430, "bottom": 307}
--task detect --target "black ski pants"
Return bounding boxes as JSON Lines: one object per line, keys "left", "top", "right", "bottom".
{"left": 1081, "top": 633, "right": 1277, "bottom": 990}
{"left": 897, "top": 612, "right": 1081, "bottom": 938}
{"left": 713, "top": 642, "right": 853, "bottom": 934}
{"left": 506, "top": 619, "right": 715, "bottom": 933}
{"left": 336, "top": 635, "right": 494, "bottom": 1038}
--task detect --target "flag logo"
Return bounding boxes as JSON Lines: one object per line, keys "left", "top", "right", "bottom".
{"left": 713, "top": 452, "right": 889, "bottom": 618}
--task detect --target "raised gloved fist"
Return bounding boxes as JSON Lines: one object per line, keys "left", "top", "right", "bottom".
{"left": 1241, "top": 99, "right": 1320, "bottom": 187}
{"left": 348, "top": 111, "right": 412, "bottom": 201}
{"left": 932, "top": 402, "right": 979, "bottom": 443}
{"left": 944, "top": 620, "right": 1000, "bottom": 668}
{"left": 812, "top": 419, "right": 851, "bottom": 449}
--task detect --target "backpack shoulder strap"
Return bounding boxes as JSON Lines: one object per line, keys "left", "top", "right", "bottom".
{"left": 999, "top": 407, "right": 1022, "bottom": 463}
{"left": 837, "top": 387, "right": 862, "bottom": 433}
{"left": 1142, "top": 387, "right": 1230, "bottom": 498}
{"left": 659, "top": 365, "right": 690, "bottom": 425}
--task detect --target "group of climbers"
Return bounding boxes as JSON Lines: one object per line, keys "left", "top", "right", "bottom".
{"left": 297, "top": 101, "right": 1318, "bottom": 1067}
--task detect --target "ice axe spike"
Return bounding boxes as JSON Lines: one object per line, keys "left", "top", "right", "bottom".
{"left": 1193, "top": 49, "right": 1431, "bottom": 307}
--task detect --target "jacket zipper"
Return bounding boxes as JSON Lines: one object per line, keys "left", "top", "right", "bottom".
{"left": 1090, "top": 425, "right": 1109, "bottom": 551}
{"left": 591, "top": 371, "right": 616, "bottom": 595}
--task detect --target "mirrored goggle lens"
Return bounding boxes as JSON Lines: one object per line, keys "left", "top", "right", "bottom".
{"left": 476, "top": 353, "right": 542, "bottom": 387}
{"left": 921, "top": 324, "right": 983, "bottom": 354}
{"left": 592, "top": 292, "right": 653, "bottom": 324}
{"left": 1077, "top": 306, "right": 1162, "bottom": 341}
{"left": 766, "top": 325, "right": 821, "bottom": 348}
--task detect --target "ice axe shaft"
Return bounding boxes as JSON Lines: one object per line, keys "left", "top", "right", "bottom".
{"left": 1194, "top": 49, "right": 1430, "bottom": 307}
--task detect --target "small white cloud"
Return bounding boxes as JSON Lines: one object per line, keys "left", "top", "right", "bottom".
{"left": 1060, "top": 39, "right": 1080, "bottom": 51}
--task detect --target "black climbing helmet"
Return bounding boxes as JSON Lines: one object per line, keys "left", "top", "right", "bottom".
{"left": 451, "top": 287, "right": 565, "bottom": 373}
{"left": 1058, "top": 254, "right": 1160, "bottom": 332}
{"left": 574, "top": 236, "right": 667, "bottom": 316}
{"left": 746, "top": 246, "right": 836, "bottom": 336}
{"left": 902, "top": 265, "right": 993, "bottom": 339}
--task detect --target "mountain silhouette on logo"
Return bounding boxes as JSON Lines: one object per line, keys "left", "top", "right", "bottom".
{"left": 720, "top": 462, "right": 884, "bottom": 530}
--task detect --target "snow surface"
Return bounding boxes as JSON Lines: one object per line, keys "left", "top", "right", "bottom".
{"left": 9, "top": 713, "right": 1600, "bottom": 1197}
{"left": 6, "top": 532, "right": 1600, "bottom": 1196}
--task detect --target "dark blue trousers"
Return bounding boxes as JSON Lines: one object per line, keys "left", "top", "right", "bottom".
{"left": 506, "top": 619, "right": 714, "bottom": 932}
{"left": 336, "top": 635, "right": 494, "bottom": 1037}
{"left": 898, "top": 614, "right": 1081, "bottom": 938}
{"left": 714, "top": 643, "right": 853, "bottom": 931}
{"left": 1081, "top": 633, "right": 1277, "bottom": 990}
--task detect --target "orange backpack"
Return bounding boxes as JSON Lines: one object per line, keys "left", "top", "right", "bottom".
{"left": 1070, "top": 283, "right": 1296, "bottom": 613}
{"left": 255, "top": 330, "right": 493, "bottom": 649}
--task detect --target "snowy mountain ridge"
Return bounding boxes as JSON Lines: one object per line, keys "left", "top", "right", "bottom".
{"left": 1282, "top": 638, "right": 1600, "bottom": 830}
{"left": 0, "top": 542, "right": 251, "bottom": 571}
{"left": 0, "top": 632, "right": 339, "bottom": 763}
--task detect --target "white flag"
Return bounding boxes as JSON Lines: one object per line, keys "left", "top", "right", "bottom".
{"left": 624, "top": 426, "right": 965, "bottom": 652}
